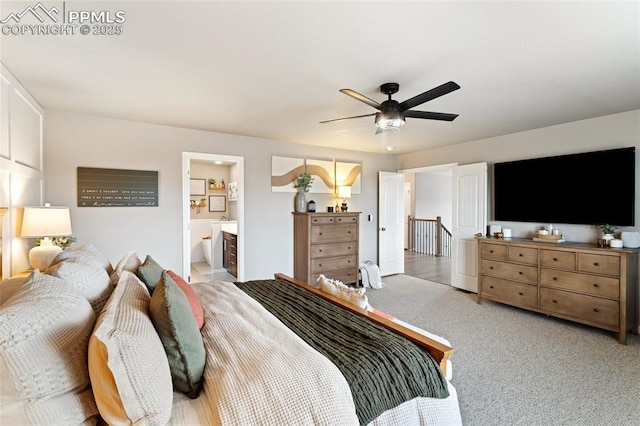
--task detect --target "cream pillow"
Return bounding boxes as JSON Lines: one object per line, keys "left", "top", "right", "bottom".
{"left": 0, "top": 270, "right": 98, "bottom": 425}
{"left": 109, "top": 251, "right": 142, "bottom": 286}
{"left": 89, "top": 270, "right": 173, "bottom": 425}
{"left": 317, "top": 274, "right": 369, "bottom": 310}
{"left": 46, "top": 258, "right": 114, "bottom": 314}
{"left": 51, "top": 243, "right": 113, "bottom": 275}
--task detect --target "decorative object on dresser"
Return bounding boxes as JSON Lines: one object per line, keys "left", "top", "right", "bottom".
{"left": 477, "top": 237, "right": 639, "bottom": 344}
{"left": 293, "top": 212, "right": 360, "bottom": 285}
{"left": 337, "top": 185, "right": 351, "bottom": 212}
{"left": 293, "top": 172, "right": 314, "bottom": 213}
{"left": 20, "top": 204, "right": 73, "bottom": 271}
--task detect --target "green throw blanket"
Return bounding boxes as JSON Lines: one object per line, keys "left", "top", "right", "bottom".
{"left": 235, "top": 279, "right": 449, "bottom": 425}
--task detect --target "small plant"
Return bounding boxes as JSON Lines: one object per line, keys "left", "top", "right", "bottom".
{"left": 37, "top": 236, "right": 77, "bottom": 250}
{"left": 294, "top": 172, "right": 314, "bottom": 192}
{"left": 600, "top": 224, "right": 616, "bottom": 235}
{"left": 208, "top": 178, "right": 216, "bottom": 185}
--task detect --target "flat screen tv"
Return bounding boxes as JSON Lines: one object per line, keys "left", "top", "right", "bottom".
{"left": 493, "top": 147, "right": 635, "bottom": 226}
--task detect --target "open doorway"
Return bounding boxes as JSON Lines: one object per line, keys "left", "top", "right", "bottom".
{"left": 400, "top": 163, "right": 456, "bottom": 285}
{"left": 182, "top": 152, "right": 244, "bottom": 283}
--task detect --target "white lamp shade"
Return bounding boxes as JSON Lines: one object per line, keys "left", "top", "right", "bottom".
{"left": 337, "top": 186, "right": 351, "bottom": 199}
{"left": 21, "top": 206, "right": 72, "bottom": 238}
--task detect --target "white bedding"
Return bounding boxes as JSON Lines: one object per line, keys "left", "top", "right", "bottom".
{"left": 166, "top": 281, "right": 462, "bottom": 426}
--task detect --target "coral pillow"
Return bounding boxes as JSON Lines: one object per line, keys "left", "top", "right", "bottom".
{"left": 166, "top": 270, "right": 204, "bottom": 329}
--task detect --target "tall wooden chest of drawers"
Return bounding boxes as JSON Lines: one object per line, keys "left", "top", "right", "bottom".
{"left": 293, "top": 212, "right": 360, "bottom": 285}
{"left": 477, "top": 237, "right": 639, "bottom": 344}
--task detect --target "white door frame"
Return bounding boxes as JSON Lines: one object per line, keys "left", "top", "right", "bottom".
{"left": 182, "top": 152, "right": 245, "bottom": 282}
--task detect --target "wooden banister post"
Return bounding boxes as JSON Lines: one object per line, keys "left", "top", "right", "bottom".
{"left": 436, "top": 216, "right": 442, "bottom": 257}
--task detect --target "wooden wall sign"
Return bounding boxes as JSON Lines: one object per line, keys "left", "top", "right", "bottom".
{"left": 77, "top": 167, "right": 159, "bottom": 207}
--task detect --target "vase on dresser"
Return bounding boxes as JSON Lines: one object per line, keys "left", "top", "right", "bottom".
{"left": 294, "top": 189, "right": 307, "bottom": 212}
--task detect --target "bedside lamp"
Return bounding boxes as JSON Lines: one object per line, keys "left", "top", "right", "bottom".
{"left": 337, "top": 186, "right": 351, "bottom": 212}
{"left": 20, "top": 204, "right": 72, "bottom": 271}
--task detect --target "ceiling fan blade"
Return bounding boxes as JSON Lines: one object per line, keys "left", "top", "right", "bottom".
{"left": 398, "top": 81, "right": 460, "bottom": 111}
{"left": 319, "top": 112, "right": 376, "bottom": 124}
{"left": 340, "top": 89, "right": 381, "bottom": 109}
{"left": 403, "top": 110, "right": 459, "bottom": 121}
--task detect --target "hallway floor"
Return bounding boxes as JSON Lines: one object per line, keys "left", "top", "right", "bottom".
{"left": 403, "top": 251, "right": 451, "bottom": 285}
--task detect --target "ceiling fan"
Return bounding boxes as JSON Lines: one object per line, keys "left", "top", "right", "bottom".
{"left": 320, "top": 81, "right": 460, "bottom": 134}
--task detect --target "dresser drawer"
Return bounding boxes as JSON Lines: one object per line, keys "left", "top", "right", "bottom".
{"left": 540, "top": 269, "right": 619, "bottom": 299}
{"left": 540, "top": 287, "right": 619, "bottom": 328}
{"left": 480, "top": 243, "right": 507, "bottom": 261}
{"left": 311, "top": 255, "right": 357, "bottom": 273}
{"left": 481, "top": 259, "right": 538, "bottom": 284}
{"left": 312, "top": 269, "right": 358, "bottom": 285}
{"left": 540, "top": 250, "right": 576, "bottom": 270}
{"left": 311, "top": 242, "right": 357, "bottom": 259}
{"left": 508, "top": 246, "right": 538, "bottom": 265}
{"left": 334, "top": 215, "right": 358, "bottom": 224}
{"left": 310, "top": 216, "right": 336, "bottom": 225}
{"left": 311, "top": 224, "right": 357, "bottom": 243}
{"left": 577, "top": 254, "right": 620, "bottom": 277}
{"left": 482, "top": 276, "right": 537, "bottom": 309}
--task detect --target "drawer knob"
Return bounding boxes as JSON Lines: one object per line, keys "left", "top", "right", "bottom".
{"left": 319, "top": 232, "right": 323, "bottom": 235}
{"left": 553, "top": 276, "right": 558, "bottom": 281}
{"left": 319, "top": 249, "right": 323, "bottom": 252}
{"left": 490, "top": 285, "right": 494, "bottom": 289}
{"left": 489, "top": 266, "right": 494, "bottom": 270}
{"left": 593, "top": 308, "right": 600, "bottom": 313}
{"left": 348, "top": 230, "right": 351, "bottom": 234}
{"left": 594, "top": 262, "right": 600, "bottom": 267}
{"left": 519, "top": 292, "right": 524, "bottom": 296}
{"left": 489, "top": 250, "right": 494, "bottom": 253}
{"left": 553, "top": 299, "right": 559, "bottom": 304}
{"left": 553, "top": 257, "right": 559, "bottom": 261}
{"left": 518, "top": 271, "right": 524, "bottom": 275}
{"left": 593, "top": 283, "right": 600, "bottom": 288}
{"left": 319, "top": 264, "right": 322, "bottom": 267}
{"left": 518, "top": 253, "right": 524, "bottom": 257}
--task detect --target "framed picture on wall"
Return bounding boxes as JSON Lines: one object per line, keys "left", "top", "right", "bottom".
{"left": 209, "top": 195, "right": 226, "bottom": 212}
{"left": 190, "top": 179, "right": 206, "bottom": 196}
{"left": 228, "top": 181, "right": 238, "bottom": 201}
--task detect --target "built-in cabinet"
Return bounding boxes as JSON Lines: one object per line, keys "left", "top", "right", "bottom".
{"left": 293, "top": 212, "right": 360, "bottom": 285}
{"left": 222, "top": 231, "right": 237, "bottom": 277}
{"left": 477, "top": 237, "right": 639, "bottom": 344}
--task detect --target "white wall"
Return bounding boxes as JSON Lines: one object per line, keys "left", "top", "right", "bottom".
{"left": 414, "top": 172, "right": 452, "bottom": 230}
{"left": 43, "top": 110, "right": 397, "bottom": 280}
{"left": 398, "top": 109, "right": 640, "bottom": 243}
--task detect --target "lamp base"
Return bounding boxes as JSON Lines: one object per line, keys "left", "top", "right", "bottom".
{"left": 28, "top": 244, "right": 62, "bottom": 271}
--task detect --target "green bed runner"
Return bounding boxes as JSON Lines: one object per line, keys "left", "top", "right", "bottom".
{"left": 235, "top": 279, "right": 449, "bottom": 425}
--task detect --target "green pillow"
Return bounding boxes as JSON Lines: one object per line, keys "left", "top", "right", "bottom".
{"left": 137, "top": 255, "right": 164, "bottom": 294}
{"left": 149, "top": 271, "right": 206, "bottom": 398}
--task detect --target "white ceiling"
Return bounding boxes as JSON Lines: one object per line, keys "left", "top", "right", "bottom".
{"left": 1, "top": 1, "right": 639, "bottom": 154}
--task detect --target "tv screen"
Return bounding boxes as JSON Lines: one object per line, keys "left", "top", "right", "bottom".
{"left": 493, "top": 147, "right": 635, "bottom": 226}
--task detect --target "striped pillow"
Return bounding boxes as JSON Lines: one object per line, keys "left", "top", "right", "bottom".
{"left": 317, "top": 274, "right": 369, "bottom": 310}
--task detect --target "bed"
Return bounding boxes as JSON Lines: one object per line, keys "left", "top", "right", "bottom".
{"left": 0, "top": 244, "right": 462, "bottom": 425}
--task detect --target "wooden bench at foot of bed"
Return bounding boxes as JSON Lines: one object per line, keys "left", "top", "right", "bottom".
{"left": 274, "top": 273, "right": 454, "bottom": 378}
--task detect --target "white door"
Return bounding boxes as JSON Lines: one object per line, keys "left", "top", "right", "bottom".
{"left": 451, "top": 162, "right": 487, "bottom": 293}
{"left": 378, "top": 171, "right": 404, "bottom": 276}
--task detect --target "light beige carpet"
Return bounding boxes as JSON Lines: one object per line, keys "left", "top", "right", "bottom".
{"left": 366, "top": 274, "right": 640, "bottom": 426}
